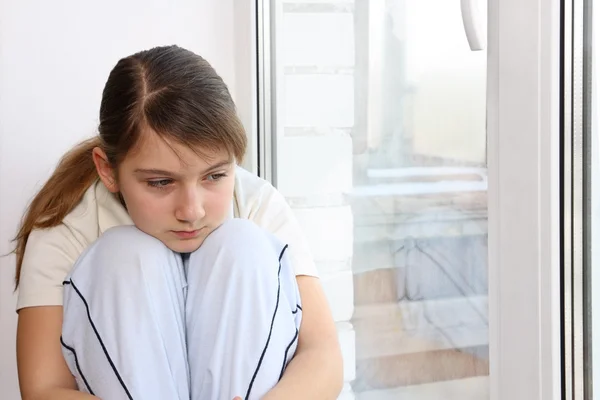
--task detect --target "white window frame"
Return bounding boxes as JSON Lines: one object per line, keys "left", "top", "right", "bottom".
{"left": 232, "top": 0, "right": 260, "bottom": 175}
{"left": 487, "top": 0, "right": 562, "bottom": 399}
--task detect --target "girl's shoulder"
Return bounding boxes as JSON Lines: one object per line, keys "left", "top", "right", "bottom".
{"left": 233, "top": 166, "right": 281, "bottom": 218}
{"left": 17, "top": 181, "right": 115, "bottom": 311}
{"left": 233, "top": 166, "right": 319, "bottom": 278}
{"left": 234, "top": 166, "right": 272, "bottom": 193}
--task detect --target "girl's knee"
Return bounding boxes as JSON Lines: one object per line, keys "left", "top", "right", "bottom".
{"left": 203, "top": 219, "right": 281, "bottom": 254}
{"left": 98, "top": 225, "right": 166, "bottom": 250}
{"left": 189, "top": 219, "right": 291, "bottom": 282}
{"left": 69, "top": 225, "right": 177, "bottom": 280}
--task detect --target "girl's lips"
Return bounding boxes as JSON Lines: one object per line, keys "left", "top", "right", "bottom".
{"left": 172, "top": 229, "right": 201, "bottom": 239}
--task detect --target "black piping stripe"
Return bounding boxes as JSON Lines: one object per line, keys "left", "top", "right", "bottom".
{"left": 296, "top": 305, "right": 302, "bottom": 311}
{"left": 292, "top": 304, "right": 302, "bottom": 314}
{"left": 244, "top": 244, "right": 288, "bottom": 400}
{"left": 278, "top": 328, "right": 299, "bottom": 381}
{"left": 278, "top": 245, "right": 288, "bottom": 263}
{"left": 66, "top": 279, "right": 134, "bottom": 400}
{"left": 60, "top": 336, "right": 95, "bottom": 395}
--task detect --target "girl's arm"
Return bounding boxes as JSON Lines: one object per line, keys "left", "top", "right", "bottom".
{"left": 17, "top": 306, "right": 98, "bottom": 400}
{"left": 262, "top": 276, "right": 344, "bottom": 400}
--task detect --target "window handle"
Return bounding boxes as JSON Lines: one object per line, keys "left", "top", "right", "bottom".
{"left": 461, "top": 0, "right": 486, "bottom": 51}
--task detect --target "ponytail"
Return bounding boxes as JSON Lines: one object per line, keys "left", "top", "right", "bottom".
{"left": 13, "top": 136, "right": 101, "bottom": 288}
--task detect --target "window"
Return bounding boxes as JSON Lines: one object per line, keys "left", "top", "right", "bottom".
{"left": 262, "top": 0, "right": 489, "bottom": 397}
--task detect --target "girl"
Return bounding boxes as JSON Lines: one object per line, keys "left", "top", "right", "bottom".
{"left": 14, "top": 45, "right": 343, "bottom": 400}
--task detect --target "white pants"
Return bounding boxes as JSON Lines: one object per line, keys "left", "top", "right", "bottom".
{"left": 60, "top": 219, "right": 302, "bottom": 400}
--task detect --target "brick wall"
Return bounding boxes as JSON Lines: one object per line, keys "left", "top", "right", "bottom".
{"left": 273, "top": 1, "right": 357, "bottom": 398}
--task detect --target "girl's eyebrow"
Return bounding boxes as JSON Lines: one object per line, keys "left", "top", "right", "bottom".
{"left": 200, "top": 159, "right": 233, "bottom": 173}
{"left": 134, "top": 160, "right": 233, "bottom": 177}
{"left": 134, "top": 168, "right": 179, "bottom": 177}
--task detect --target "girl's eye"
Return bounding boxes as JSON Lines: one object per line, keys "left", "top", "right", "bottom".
{"left": 206, "top": 173, "right": 227, "bottom": 182}
{"left": 147, "top": 179, "right": 173, "bottom": 189}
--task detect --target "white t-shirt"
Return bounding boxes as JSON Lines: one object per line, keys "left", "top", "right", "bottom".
{"left": 16, "top": 167, "right": 317, "bottom": 311}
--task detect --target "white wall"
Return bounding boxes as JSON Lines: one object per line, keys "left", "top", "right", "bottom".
{"left": 0, "top": 1, "right": 240, "bottom": 398}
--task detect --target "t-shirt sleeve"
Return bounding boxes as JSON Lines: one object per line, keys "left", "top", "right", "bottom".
{"left": 250, "top": 186, "right": 319, "bottom": 278}
{"left": 16, "top": 225, "right": 85, "bottom": 311}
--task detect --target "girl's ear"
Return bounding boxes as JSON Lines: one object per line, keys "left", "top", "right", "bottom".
{"left": 92, "top": 147, "right": 119, "bottom": 193}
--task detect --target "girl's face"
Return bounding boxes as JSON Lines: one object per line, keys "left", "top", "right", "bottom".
{"left": 97, "top": 130, "right": 236, "bottom": 253}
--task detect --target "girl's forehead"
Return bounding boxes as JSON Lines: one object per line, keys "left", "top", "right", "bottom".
{"left": 125, "top": 130, "right": 231, "bottom": 170}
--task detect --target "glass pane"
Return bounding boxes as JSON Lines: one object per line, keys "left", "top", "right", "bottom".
{"left": 270, "top": 0, "right": 489, "bottom": 398}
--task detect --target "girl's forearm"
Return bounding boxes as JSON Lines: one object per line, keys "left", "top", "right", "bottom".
{"left": 32, "top": 388, "right": 99, "bottom": 400}
{"left": 262, "top": 345, "right": 343, "bottom": 400}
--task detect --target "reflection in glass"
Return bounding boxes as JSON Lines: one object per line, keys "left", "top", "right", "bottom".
{"left": 271, "top": 1, "right": 489, "bottom": 398}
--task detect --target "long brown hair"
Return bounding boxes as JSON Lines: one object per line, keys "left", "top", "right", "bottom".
{"left": 13, "top": 45, "right": 247, "bottom": 287}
